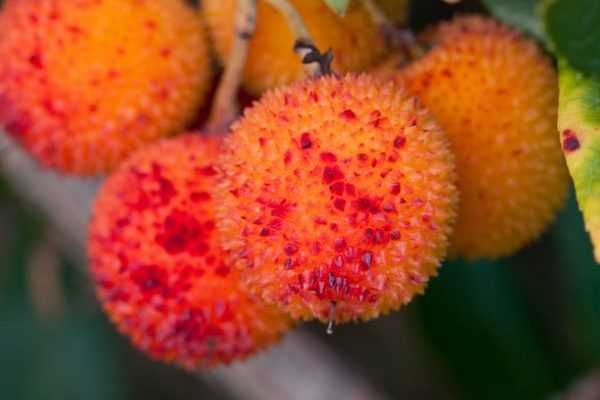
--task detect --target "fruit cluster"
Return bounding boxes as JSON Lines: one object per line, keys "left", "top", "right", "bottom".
{"left": 0, "top": 0, "right": 568, "bottom": 370}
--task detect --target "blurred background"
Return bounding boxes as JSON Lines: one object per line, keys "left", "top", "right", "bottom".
{"left": 2, "top": 0, "right": 600, "bottom": 399}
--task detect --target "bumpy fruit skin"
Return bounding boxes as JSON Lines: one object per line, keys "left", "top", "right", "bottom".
{"left": 88, "top": 135, "right": 290, "bottom": 369}
{"left": 203, "top": 0, "right": 386, "bottom": 95}
{"left": 394, "top": 16, "right": 569, "bottom": 260}
{"left": 0, "top": 0, "right": 211, "bottom": 175}
{"left": 217, "top": 74, "right": 457, "bottom": 322}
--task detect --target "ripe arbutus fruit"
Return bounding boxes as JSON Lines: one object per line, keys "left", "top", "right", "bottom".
{"left": 203, "top": 0, "right": 387, "bottom": 95}
{"left": 390, "top": 16, "right": 569, "bottom": 260}
{"left": 88, "top": 135, "right": 290, "bottom": 369}
{"left": 0, "top": 0, "right": 212, "bottom": 175}
{"left": 217, "top": 74, "right": 458, "bottom": 323}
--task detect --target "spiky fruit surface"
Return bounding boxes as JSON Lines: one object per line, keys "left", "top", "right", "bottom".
{"left": 203, "top": 0, "right": 386, "bottom": 95}
{"left": 395, "top": 16, "right": 569, "bottom": 260}
{"left": 88, "top": 135, "right": 290, "bottom": 369}
{"left": 217, "top": 74, "right": 457, "bottom": 323}
{"left": 0, "top": 0, "right": 211, "bottom": 175}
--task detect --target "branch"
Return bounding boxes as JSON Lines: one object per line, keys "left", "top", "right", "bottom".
{"left": 264, "top": 0, "right": 334, "bottom": 76}
{"left": 206, "top": 0, "right": 257, "bottom": 133}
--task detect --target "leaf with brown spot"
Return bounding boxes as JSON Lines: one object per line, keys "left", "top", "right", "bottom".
{"left": 557, "top": 60, "right": 600, "bottom": 262}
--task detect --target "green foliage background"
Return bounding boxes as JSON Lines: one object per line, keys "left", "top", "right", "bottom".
{"left": 2, "top": 0, "right": 600, "bottom": 399}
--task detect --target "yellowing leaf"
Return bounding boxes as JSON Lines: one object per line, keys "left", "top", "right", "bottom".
{"left": 324, "top": 0, "right": 350, "bottom": 16}
{"left": 557, "top": 60, "right": 600, "bottom": 262}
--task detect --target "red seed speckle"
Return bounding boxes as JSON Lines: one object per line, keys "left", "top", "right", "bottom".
{"left": 269, "top": 218, "right": 283, "bottom": 230}
{"left": 314, "top": 217, "right": 327, "bottom": 225}
{"left": 382, "top": 202, "right": 396, "bottom": 213}
{"left": 190, "top": 192, "right": 211, "bottom": 202}
{"left": 323, "top": 165, "right": 345, "bottom": 184}
{"left": 145, "top": 20, "right": 157, "bottom": 30}
{"left": 29, "top": 52, "right": 43, "bottom": 68}
{"left": 284, "top": 151, "right": 292, "bottom": 164}
{"left": 340, "top": 109, "right": 357, "bottom": 121}
{"left": 215, "top": 265, "right": 231, "bottom": 277}
{"left": 334, "top": 198, "right": 346, "bottom": 211}
{"left": 300, "top": 132, "right": 312, "bottom": 149}
{"left": 155, "top": 210, "right": 207, "bottom": 255}
{"left": 343, "top": 246, "right": 356, "bottom": 261}
{"left": 268, "top": 199, "right": 292, "bottom": 218}
{"left": 360, "top": 251, "right": 374, "bottom": 270}
{"left": 320, "top": 152, "right": 338, "bottom": 163}
{"left": 345, "top": 184, "right": 356, "bottom": 196}
{"left": 312, "top": 242, "right": 322, "bottom": 254}
{"left": 130, "top": 264, "right": 166, "bottom": 294}
{"left": 373, "top": 229, "right": 388, "bottom": 244}
{"left": 332, "top": 255, "right": 344, "bottom": 268}
{"left": 354, "top": 197, "right": 372, "bottom": 211}
{"left": 198, "top": 165, "right": 218, "bottom": 176}
{"left": 284, "top": 258, "right": 295, "bottom": 269}
{"left": 284, "top": 94, "right": 299, "bottom": 107}
{"left": 334, "top": 238, "right": 347, "bottom": 252}
{"left": 394, "top": 136, "right": 406, "bottom": 149}
{"left": 330, "top": 182, "right": 345, "bottom": 196}
{"left": 284, "top": 243, "right": 299, "bottom": 255}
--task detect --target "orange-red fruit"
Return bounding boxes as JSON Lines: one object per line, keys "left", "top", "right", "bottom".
{"left": 217, "top": 74, "right": 458, "bottom": 323}
{"left": 203, "top": 0, "right": 387, "bottom": 95}
{"left": 0, "top": 0, "right": 211, "bottom": 175}
{"left": 393, "top": 16, "right": 569, "bottom": 260}
{"left": 88, "top": 135, "right": 290, "bottom": 369}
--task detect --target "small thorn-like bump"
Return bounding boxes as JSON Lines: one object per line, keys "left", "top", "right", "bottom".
{"left": 326, "top": 302, "right": 336, "bottom": 335}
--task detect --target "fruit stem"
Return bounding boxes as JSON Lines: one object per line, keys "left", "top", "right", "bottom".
{"left": 295, "top": 40, "right": 334, "bottom": 77}
{"left": 263, "top": 0, "right": 325, "bottom": 77}
{"left": 326, "top": 301, "right": 337, "bottom": 335}
{"left": 206, "top": 0, "right": 257, "bottom": 133}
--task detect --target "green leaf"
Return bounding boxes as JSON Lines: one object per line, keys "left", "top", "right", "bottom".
{"left": 545, "top": 0, "right": 600, "bottom": 77}
{"left": 414, "top": 259, "right": 557, "bottom": 400}
{"left": 0, "top": 303, "right": 128, "bottom": 400}
{"left": 557, "top": 60, "right": 600, "bottom": 262}
{"left": 552, "top": 194, "right": 600, "bottom": 365}
{"left": 482, "top": 0, "right": 545, "bottom": 40}
{"left": 544, "top": 0, "right": 600, "bottom": 262}
{"left": 324, "top": 0, "right": 349, "bottom": 16}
